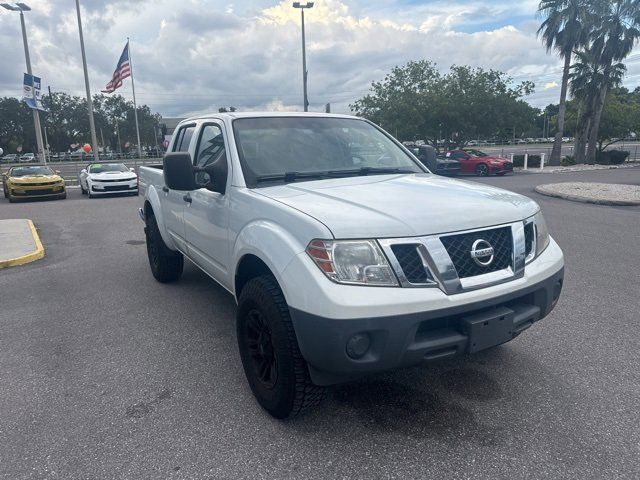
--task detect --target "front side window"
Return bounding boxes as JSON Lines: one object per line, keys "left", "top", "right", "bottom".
{"left": 194, "top": 124, "right": 227, "bottom": 186}
{"left": 233, "top": 117, "right": 424, "bottom": 187}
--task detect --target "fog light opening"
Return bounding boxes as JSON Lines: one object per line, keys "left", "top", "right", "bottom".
{"left": 346, "top": 333, "right": 371, "bottom": 359}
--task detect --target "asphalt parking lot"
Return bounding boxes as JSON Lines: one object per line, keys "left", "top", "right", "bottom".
{"left": 1, "top": 169, "right": 639, "bottom": 479}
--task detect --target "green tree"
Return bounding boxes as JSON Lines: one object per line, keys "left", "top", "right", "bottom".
{"left": 0, "top": 97, "right": 36, "bottom": 153}
{"left": 569, "top": 48, "right": 626, "bottom": 162}
{"left": 584, "top": 0, "right": 640, "bottom": 164}
{"left": 596, "top": 88, "right": 639, "bottom": 150}
{"left": 350, "top": 61, "right": 536, "bottom": 151}
{"left": 538, "top": 0, "right": 592, "bottom": 165}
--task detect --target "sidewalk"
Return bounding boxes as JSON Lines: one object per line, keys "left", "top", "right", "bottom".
{"left": 535, "top": 182, "right": 640, "bottom": 206}
{"left": 515, "top": 161, "right": 640, "bottom": 174}
{"left": 0, "top": 219, "right": 45, "bottom": 269}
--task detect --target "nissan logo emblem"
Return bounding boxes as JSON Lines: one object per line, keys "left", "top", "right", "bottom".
{"left": 470, "top": 239, "right": 494, "bottom": 267}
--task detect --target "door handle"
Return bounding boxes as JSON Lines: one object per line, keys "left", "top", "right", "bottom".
{"left": 162, "top": 186, "right": 169, "bottom": 193}
{"left": 183, "top": 194, "right": 192, "bottom": 203}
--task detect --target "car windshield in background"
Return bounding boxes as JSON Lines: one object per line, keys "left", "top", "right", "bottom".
{"left": 466, "top": 149, "right": 488, "bottom": 157}
{"left": 89, "top": 163, "right": 129, "bottom": 174}
{"left": 11, "top": 166, "right": 54, "bottom": 177}
{"left": 232, "top": 117, "right": 424, "bottom": 186}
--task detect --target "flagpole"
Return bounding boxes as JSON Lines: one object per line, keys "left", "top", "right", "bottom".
{"left": 75, "top": 0, "right": 99, "bottom": 162}
{"left": 127, "top": 37, "right": 143, "bottom": 159}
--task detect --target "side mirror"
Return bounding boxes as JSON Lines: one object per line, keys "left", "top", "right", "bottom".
{"left": 163, "top": 153, "right": 196, "bottom": 191}
{"left": 194, "top": 156, "right": 228, "bottom": 195}
{"left": 129, "top": 167, "right": 135, "bottom": 172}
{"left": 419, "top": 145, "right": 437, "bottom": 171}
{"left": 55, "top": 170, "right": 61, "bottom": 174}
{"left": 80, "top": 169, "right": 87, "bottom": 174}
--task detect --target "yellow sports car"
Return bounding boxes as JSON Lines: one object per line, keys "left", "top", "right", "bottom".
{"left": 2, "top": 165, "right": 66, "bottom": 203}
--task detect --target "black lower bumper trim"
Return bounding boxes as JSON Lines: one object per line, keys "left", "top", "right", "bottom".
{"left": 290, "top": 268, "right": 564, "bottom": 386}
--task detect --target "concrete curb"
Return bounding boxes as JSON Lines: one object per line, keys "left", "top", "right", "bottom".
{"left": 516, "top": 163, "right": 640, "bottom": 175}
{"left": 535, "top": 184, "right": 640, "bottom": 206}
{"left": 0, "top": 220, "right": 45, "bottom": 269}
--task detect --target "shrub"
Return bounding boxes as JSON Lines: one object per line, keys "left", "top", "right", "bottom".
{"left": 596, "top": 150, "right": 629, "bottom": 165}
{"left": 561, "top": 155, "right": 576, "bottom": 166}
{"left": 512, "top": 154, "right": 541, "bottom": 168}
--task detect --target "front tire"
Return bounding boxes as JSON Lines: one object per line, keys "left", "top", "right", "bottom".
{"left": 145, "top": 212, "right": 183, "bottom": 283}
{"left": 475, "top": 164, "right": 489, "bottom": 176}
{"left": 237, "top": 275, "right": 325, "bottom": 419}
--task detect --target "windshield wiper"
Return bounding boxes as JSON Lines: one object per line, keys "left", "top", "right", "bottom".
{"left": 327, "top": 167, "right": 416, "bottom": 177}
{"left": 255, "top": 171, "right": 328, "bottom": 184}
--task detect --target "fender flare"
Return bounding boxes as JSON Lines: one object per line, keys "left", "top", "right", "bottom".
{"left": 144, "top": 185, "right": 178, "bottom": 250}
{"left": 232, "top": 219, "right": 310, "bottom": 300}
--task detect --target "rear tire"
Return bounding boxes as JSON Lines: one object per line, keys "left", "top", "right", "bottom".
{"left": 237, "top": 275, "right": 325, "bottom": 419}
{"left": 145, "top": 212, "right": 183, "bottom": 283}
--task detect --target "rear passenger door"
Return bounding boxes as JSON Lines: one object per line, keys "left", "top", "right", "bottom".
{"left": 183, "top": 123, "right": 231, "bottom": 288}
{"left": 163, "top": 123, "right": 196, "bottom": 252}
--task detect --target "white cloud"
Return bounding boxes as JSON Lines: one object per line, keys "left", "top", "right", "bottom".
{"left": 2, "top": 0, "right": 620, "bottom": 117}
{"left": 544, "top": 81, "right": 559, "bottom": 90}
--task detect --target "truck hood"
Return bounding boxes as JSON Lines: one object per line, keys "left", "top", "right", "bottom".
{"left": 10, "top": 175, "right": 62, "bottom": 184}
{"left": 258, "top": 174, "right": 538, "bottom": 238}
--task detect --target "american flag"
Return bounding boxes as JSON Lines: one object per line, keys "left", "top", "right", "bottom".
{"left": 102, "top": 42, "right": 131, "bottom": 93}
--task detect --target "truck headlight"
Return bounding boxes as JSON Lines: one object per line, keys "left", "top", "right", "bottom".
{"left": 534, "top": 211, "right": 550, "bottom": 257}
{"left": 306, "top": 239, "right": 398, "bottom": 286}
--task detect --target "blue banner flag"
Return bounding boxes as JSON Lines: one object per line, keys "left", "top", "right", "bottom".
{"left": 22, "top": 73, "right": 46, "bottom": 111}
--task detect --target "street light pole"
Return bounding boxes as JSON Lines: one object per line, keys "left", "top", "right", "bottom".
{"left": 293, "top": 2, "right": 313, "bottom": 112}
{"left": 74, "top": 0, "right": 100, "bottom": 162}
{"left": 2, "top": 3, "right": 46, "bottom": 163}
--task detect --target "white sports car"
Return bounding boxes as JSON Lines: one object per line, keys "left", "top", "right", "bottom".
{"left": 79, "top": 163, "right": 138, "bottom": 198}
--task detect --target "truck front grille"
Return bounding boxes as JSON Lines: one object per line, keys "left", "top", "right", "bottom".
{"left": 390, "top": 244, "right": 429, "bottom": 284}
{"left": 439, "top": 226, "right": 513, "bottom": 278}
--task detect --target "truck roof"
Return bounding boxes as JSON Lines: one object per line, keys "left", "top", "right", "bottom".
{"left": 180, "top": 111, "right": 360, "bottom": 123}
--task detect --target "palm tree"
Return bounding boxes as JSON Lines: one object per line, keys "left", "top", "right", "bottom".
{"left": 570, "top": 48, "right": 626, "bottom": 162}
{"left": 538, "top": 0, "right": 591, "bottom": 165}
{"left": 584, "top": 0, "right": 640, "bottom": 164}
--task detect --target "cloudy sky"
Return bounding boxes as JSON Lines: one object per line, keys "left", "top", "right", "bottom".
{"left": 1, "top": 0, "right": 639, "bottom": 118}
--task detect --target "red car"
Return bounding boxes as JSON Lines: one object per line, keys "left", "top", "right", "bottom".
{"left": 445, "top": 149, "right": 513, "bottom": 176}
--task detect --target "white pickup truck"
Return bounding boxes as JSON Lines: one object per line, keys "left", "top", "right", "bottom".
{"left": 138, "top": 112, "right": 564, "bottom": 419}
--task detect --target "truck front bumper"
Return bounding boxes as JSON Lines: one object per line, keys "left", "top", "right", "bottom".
{"left": 290, "top": 267, "right": 563, "bottom": 386}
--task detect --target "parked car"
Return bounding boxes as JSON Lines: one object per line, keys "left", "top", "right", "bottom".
{"left": 138, "top": 112, "right": 564, "bottom": 419}
{"left": 1, "top": 154, "right": 18, "bottom": 164}
{"left": 19, "top": 153, "right": 36, "bottom": 162}
{"left": 78, "top": 162, "right": 138, "bottom": 198}
{"left": 446, "top": 149, "right": 513, "bottom": 176}
{"left": 2, "top": 165, "right": 66, "bottom": 202}
{"left": 413, "top": 145, "right": 461, "bottom": 176}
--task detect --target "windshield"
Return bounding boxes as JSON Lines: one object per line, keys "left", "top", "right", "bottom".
{"left": 10, "top": 166, "right": 54, "bottom": 177}
{"left": 233, "top": 117, "right": 424, "bottom": 186}
{"left": 466, "top": 149, "right": 488, "bottom": 157}
{"left": 89, "top": 163, "right": 129, "bottom": 174}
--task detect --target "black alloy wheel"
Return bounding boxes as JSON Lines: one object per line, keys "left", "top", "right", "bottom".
{"left": 237, "top": 275, "right": 325, "bottom": 419}
{"left": 475, "top": 164, "right": 489, "bottom": 176}
{"left": 246, "top": 309, "right": 278, "bottom": 388}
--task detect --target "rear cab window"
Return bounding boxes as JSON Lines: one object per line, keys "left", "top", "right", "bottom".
{"left": 172, "top": 125, "right": 196, "bottom": 152}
